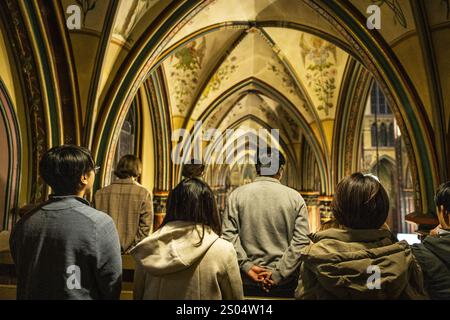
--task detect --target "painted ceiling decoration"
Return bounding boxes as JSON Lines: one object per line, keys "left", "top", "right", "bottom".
{"left": 27, "top": 0, "right": 442, "bottom": 213}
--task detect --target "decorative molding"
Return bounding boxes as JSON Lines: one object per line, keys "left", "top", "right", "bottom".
{"left": 0, "top": 0, "right": 48, "bottom": 203}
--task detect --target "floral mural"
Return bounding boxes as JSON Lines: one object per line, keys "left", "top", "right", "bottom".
{"left": 199, "top": 55, "right": 238, "bottom": 103}
{"left": 300, "top": 34, "right": 337, "bottom": 116}
{"left": 267, "top": 55, "right": 296, "bottom": 96}
{"left": 170, "top": 37, "right": 206, "bottom": 114}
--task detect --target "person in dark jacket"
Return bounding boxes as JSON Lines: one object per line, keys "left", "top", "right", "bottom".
{"left": 10, "top": 145, "right": 122, "bottom": 300}
{"left": 296, "top": 173, "right": 428, "bottom": 300}
{"left": 412, "top": 182, "right": 450, "bottom": 300}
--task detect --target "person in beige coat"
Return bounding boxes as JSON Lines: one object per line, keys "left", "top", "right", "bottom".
{"left": 94, "top": 155, "right": 153, "bottom": 254}
{"left": 131, "top": 178, "right": 244, "bottom": 300}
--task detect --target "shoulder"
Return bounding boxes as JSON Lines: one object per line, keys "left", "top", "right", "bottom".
{"left": 210, "top": 238, "right": 236, "bottom": 257}
{"left": 94, "top": 185, "right": 114, "bottom": 198}
{"left": 73, "top": 205, "right": 115, "bottom": 228}
{"left": 131, "top": 182, "right": 152, "bottom": 196}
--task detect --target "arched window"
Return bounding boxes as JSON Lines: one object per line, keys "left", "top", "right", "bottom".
{"left": 371, "top": 123, "right": 378, "bottom": 147}
{"left": 111, "top": 103, "right": 138, "bottom": 182}
{"left": 370, "top": 87, "right": 377, "bottom": 114}
{"left": 388, "top": 123, "right": 395, "bottom": 146}
{"left": 379, "top": 123, "right": 387, "bottom": 147}
{"left": 370, "top": 83, "right": 389, "bottom": 114}
{"left": 379, "top": 93, "right": 387, "bottom": 114}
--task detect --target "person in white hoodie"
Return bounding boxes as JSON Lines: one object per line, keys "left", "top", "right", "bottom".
{"left": 131, "top": 178, "right": 244, "bottom": 300}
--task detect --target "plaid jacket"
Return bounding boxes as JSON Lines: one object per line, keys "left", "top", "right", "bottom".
{"left": 94, "top": 178, "right": 153, "bottom": 253}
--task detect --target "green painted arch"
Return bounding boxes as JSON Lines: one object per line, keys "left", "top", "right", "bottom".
{"left": 93, "top": 0, "right": 438, "bottom": 213}
{"left": 0, "top": 80, "right": 22, "bottom": 230}
{"left": 175, "top": 77, "right": 330, "bottom": 193}
{"left": 310, "top": 0, "right": 438, "bottom": 213}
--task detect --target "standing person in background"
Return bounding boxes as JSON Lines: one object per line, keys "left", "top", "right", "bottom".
{"left": 222, "top": 148, "right": 310, "bottom": 298}
{"left": 181, "top": 161, "right": 205, "bottom": 180}
{"left": 95, "top": 155, "right": 153, "bottom": 254}
{"left": 10, "top": 145, "right": 122, "bottom": 300}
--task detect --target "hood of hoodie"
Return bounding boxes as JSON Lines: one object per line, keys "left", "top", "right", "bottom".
{"left": 300, "top": 228, "right": 422, "bottom": 299}
{"left": 130, "top": 221, "right": 219, "bottom": 276}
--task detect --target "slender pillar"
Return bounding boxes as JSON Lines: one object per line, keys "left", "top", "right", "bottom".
{"left": 153, "top": 190, "right": 169, "bottom": 231}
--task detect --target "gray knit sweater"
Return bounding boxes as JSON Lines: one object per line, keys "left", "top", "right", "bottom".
{"left": 222, "top": 177, "right": 310, "bottom": 284}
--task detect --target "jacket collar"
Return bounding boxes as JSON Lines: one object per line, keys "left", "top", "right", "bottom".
{"left": 112, "top": 178, "right": 136, "bottom": 185}
{"left": 254, "top": 176, "right": 281, "bottom": 184}
{"left": 41, "top": 195, "right": 90, "bottom": 211}
{"left": 309, "top": 227, "right": 396, "bottom": 244}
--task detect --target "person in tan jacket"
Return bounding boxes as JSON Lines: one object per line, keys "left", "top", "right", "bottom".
{"left": 94, "top": 155, "right": 153, "bottom": 254}
{"left": 131, "top": 178, "right": 244, "bottom": 300}
{"left": 296, "top": 173, "right": 428, "bottom": 300}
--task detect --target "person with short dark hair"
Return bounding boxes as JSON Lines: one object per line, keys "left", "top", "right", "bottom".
{"left": 131, "top": 178, "right": 243, "bottom": 300}
{"left": 295, "top": 173, "right": 427, "bottom": 300}
{"left": 222, "top": 147, "right": 310, "bottom": 298}
{"left": 181, "top": 160, "right": 205, "bottom": 179}
{"left": 412, "top": 182, "right": 450, "bottom": 299}
{"left": 95, "top": 155, "right": 153, "bottom": 253}
{"left": 9, "top": 145, "right": 122, "bottom": 300}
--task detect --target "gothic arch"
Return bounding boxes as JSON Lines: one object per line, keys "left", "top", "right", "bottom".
{"left": 92, "top": 0, "right": 438, "bottom": 213}
{"left": 0, "top": 80, "right": 21, "bottom": 230}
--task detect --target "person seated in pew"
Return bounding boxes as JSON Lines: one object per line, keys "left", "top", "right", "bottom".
{"left": 9, "top": 145, "right": 122, "bottom": 300}
{"left": 412, "top": 182, "right": 450, "bottom": 300}
{"left": 295, "top": 173, "right": 428, "bottom": 300}
{"left": 131, "top": 178, "right": 243, "bottom": 300}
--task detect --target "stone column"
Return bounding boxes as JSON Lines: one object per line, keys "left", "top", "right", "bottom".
{"left": 153, "top": 190, "right": 169, "bottom": 231}
{"left": 301, "top": 191, "right": 320, "bottom": 233}
{"left": 318, "top": 195, "right": 334, "bottom": 225}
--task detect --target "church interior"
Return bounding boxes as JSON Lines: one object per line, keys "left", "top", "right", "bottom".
{"left": 0, "top": 0, "right": 449, "bottom": 300}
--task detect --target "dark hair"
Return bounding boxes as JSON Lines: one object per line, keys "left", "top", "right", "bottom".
{"left": 114, "top": 155, "right": 142, "bottom": 179}
{"left": 435, "top": 182, "right": 450, "bottom": 212}
{"left": 39, "top": 145, "right": 95, "bottom": 195}
{"left": 255, "top": 147, "right": 286, "bottom": 176}
{"left": 182, "top": 162, "right": 205, "bottom": 179}
{"left": 331, "top": 172, "right": 389, "bottom": 230}
{"left": 162, "top": 178, "right": 221, "bottom": 243}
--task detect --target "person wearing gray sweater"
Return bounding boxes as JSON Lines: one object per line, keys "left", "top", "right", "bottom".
{"left": 222, "top": 148, "right": 310, "bottom": 297}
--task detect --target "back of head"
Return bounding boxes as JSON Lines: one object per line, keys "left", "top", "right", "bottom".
{"left": 114, "top": 155, "right": 142, "bottom": 179}
{"left": 332, "top": 172, "right": 389, "bottom": 230}
{"left": 435, "top": 182, "right": 450, "bottom": 229}
{"left": 163, "top": 178, "right": 221, "bottom": 236}
{"left": 255, "top": 147, "right": 286, "bottom": 177}
{"left": 39, "top": 145, "right": 95, "bottom": 196}
{"left": 182, "top": 161, "right": 205, "bottom": 179}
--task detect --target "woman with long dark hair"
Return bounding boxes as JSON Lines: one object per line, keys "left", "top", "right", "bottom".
{"left": 131, "top": 178, "right": 243, "bottom": 300}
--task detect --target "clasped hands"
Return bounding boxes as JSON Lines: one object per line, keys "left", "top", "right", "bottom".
{"left": 246, "top": 265, "right": 275, "bottom": 293}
